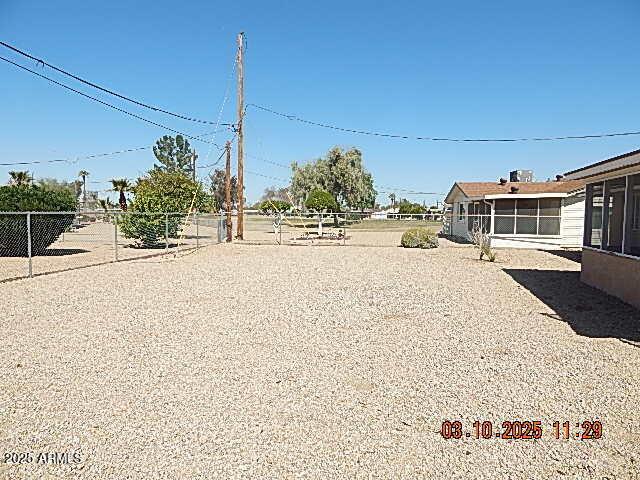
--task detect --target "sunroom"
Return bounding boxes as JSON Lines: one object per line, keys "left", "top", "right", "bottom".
{"left": 445, "top": 180, "right": 585, "bottom": 249}
{"left": 564, "top": 148, "right": 640, "bottom": 309}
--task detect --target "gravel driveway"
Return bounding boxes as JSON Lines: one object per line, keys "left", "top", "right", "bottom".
{"left": 1, "top": 242, "right": 639, "bottom": 479}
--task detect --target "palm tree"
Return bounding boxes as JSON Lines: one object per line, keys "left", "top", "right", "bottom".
{"left": 110, "top": 178, "right": 131, "bottom": 211}
{"left": 8, "top": 170, "right": 32, "bottom": 186}
{"left": 97, "top": 198, "right": 115, "bottom": 212}
{"left": 388, "top": 192, "right": 396, "bottom": 209}
{"left": 78, "top": 170, "right": 89, "bottom": 207}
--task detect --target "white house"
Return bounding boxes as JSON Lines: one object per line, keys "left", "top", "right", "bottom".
{"left": 444, "top": 178, "right": 585, "bottom": 249}
{"left": 564, "top": 148, "right": 640, "bottom": 309}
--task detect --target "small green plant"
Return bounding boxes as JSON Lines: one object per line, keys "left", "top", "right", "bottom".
{"left": 400, "top": 227, "right": 438, "bottom": 249}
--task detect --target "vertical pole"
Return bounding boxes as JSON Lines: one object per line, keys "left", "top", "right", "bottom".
{"left": 236, "top": 31, "right": 245, "bottom": 240}
{"left": 195, "top": 212, "right": 199, "bottom": 249}
{"left": 114, "top": 212, "right": 119, "bottom": 262}
{"left": 583, "top": 184, "right": 593, "bottom": 247}
{"left": 225, "top": 141, "right": 233, "bottom": 242}
{"left": 192, "top": 152, "right": 197, "bottom": 182}
{"left": 623, "top": 175, "right": 633, "bottom": 255}
{"left": 165, "top": 213, "right": 169, "bottom": 251}
{"left": 343, "top": 214, "right": 346, "bottom": 246}
{"left": 26, "top": 212, "right": 32, "bottom": 277}
{"left": 601, "top": 181, "right": 610, "bottom": 250}
{"left": 279, "top": 212, "right": 282, "bottom": 245}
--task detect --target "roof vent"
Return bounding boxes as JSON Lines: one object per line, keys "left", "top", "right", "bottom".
{"left": 555, "top": 174, "right": 564, "bottom": 182}
{"left": 510, "top": 185, "right": 520, "bottom": 194}
{"left": 499, "top": 178, "right": 508, "bottom": 185}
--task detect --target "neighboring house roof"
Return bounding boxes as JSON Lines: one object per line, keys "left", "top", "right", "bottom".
{"left": 564, "top": 148, "right": 640, "bottom": 181}
{"left": 445, "top": 180, "right": 584, "bottom": 204}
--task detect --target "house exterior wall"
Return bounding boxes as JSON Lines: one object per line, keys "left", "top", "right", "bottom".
{"left": 581, "top": 248, "right": 640, "bottom": 309}
{"left": 452, "top": 201, "right": 471, "bottom": 240}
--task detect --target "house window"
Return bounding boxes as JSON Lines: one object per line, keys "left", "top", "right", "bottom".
{"left": 585, "top": 174, "right": 640, "bottom": 258}
{"left": 493, "top": 198, "right": 561, "bottom": 236}
{"left": 466, "top": 201, "right": 491, "bottom": 233}
{"left": 627, "top": 174, "right": 640, "bottom": 257}
{"left": 633, "top": 186, "right": 640, "bottom": 230}
{"left": 458, "top": 203, "right": 465, "bottom": 221}
{"left": 605, "top": 177, "right": 626, "bottom": 253}
{"left": 585, "top": 183, "right": 603, "bottom": 248}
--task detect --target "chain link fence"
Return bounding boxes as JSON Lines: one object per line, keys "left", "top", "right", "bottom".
{"left": 0, "top": 211, "right": 224, "bottom": 282}
{"left": 241, "top": 210, "right": 443, "bottom": 247}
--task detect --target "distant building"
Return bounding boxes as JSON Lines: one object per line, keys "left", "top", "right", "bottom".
{"left": 444, "top": 175, "right": 585, "bottom": 249}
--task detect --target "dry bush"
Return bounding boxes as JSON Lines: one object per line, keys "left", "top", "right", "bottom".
{"left": 471, "top": 222, "right": 496, "bottom": 262}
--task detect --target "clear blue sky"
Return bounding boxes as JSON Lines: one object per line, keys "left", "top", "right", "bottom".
{"left": 1, "top": 0, "right": 639, "bottom": 205}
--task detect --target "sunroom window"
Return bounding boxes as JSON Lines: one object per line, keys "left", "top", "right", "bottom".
{"left": 493, "top": 198, "right": 561, "bottom": 235}
{"left": 466, "top": 201, "right": 491, "bottom": 233}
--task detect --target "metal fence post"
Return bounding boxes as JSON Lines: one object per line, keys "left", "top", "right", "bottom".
{"left": 343, "top": 214, "right": 347, "bottom": 246}
{"left": 114, "top": 212, "right": 119, "bottom": 262}
{"left": 278, "top": 212, "right": 282, "bottom": 245}
{"left": 26, "top": 212, "right": 32, "bottom": 277}
{"left": 164, "top": 213, "right": 169, "bottom": 251}
{"left": 195, "top": 212, "right": 199, "bottom": 249}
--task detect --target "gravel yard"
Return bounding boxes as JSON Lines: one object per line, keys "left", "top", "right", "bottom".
{"left": 1, "top": 241, "right": 639, "bottom": 479}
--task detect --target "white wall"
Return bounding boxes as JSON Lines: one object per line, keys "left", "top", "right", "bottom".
{"left": 448, "top": 191, "right": 472, "bottom": 240}
{"left": 560, "top": 192, "right": 585, "bottom": 247}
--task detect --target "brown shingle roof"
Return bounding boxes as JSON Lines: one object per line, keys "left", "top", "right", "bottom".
{"left": 455, "top": 180, "right": 584, "bottom": 198}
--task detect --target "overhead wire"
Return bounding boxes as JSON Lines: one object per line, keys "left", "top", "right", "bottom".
{"left": 0, "top": 55, "right": 224, "bottom": 146}
{"left": 0, "top": 41, "right": 232, "bottom": 127}
{"left": 248, "top": 103, "right": 640, "bottom": 143}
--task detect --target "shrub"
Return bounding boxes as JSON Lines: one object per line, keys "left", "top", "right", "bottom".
{"left": 400, "top": 227, "right": 438, "bottom": 249}
{"left": 471, "top": 223, "right": 496, "bottom": 262}
{"left": 119, "top": 171, "right": 211, "bottom": 247}
{"left": 0, "top": 184, "right": 77, "bottom": 256}
{"left": 258, "top": 199, "right": 291, "bottom": 214}
{"left": 398, "top": 201, "right": 426, "bottom": 215}
{"left": 305, "top": 189, "right": 338, "bottom": 212}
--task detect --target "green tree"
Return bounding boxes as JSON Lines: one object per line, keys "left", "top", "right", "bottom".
{"left": 110, "top": 178, "right": 131, "bottom": 211}
{"left": 290, "top": 147, "right": 376, "bottom": 210}
{"left": 8, "top": 171, "right": 32, "bottom": 186}
{"left": 305, "top": 189, "right": 338, "bottom": 211}
{"left": 119, "top": 170, "right": 211, "bottom": 247}
{"left": 37, "top": 178, "right": 82, "bottom": 197}
{"left": 398, "top": 200, "right": 426, "bottom": 215}
{"left": 260, "top": 185, "right": 291, "bottom": 203}
{"left": 208, "top": 169, "right": 238, "bottom": 211}
{"left": 152, "top": 135, "right": 197, "bottom": 178}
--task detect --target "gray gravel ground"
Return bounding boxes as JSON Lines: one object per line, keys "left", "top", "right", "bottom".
{"left": 1, "top": 242, "right": 639, "bottom": 479}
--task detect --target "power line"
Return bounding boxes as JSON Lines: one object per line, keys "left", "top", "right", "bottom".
{"left": 0, "top": 128, "right": 225, "bottom": 167}
{"left": 245, "top": 170, "right": 289, "bottom": 183}
{"left": 245, "top": 152, "right": 289, "bottom": 169}
{"left": 0, "top": 55, "right": 224, "bottom": 146}
{"left": 0, "top": 146, "right": 150, "bottom": 167}
{"left": 0, "top": 41, "right": 233, "bottom": 127}
{"left": 249, "top": 103, "right": 640, "bottom": 143}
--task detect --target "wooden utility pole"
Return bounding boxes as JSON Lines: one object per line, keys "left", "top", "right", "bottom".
{"left": 192, "top": 151, "right": 197, "bottom": 182}
{"left": 225, "top": 141, "right": 232, "bottom": 242}
{"left": 236, "top": 31, "right": 245, "bottom": 239}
